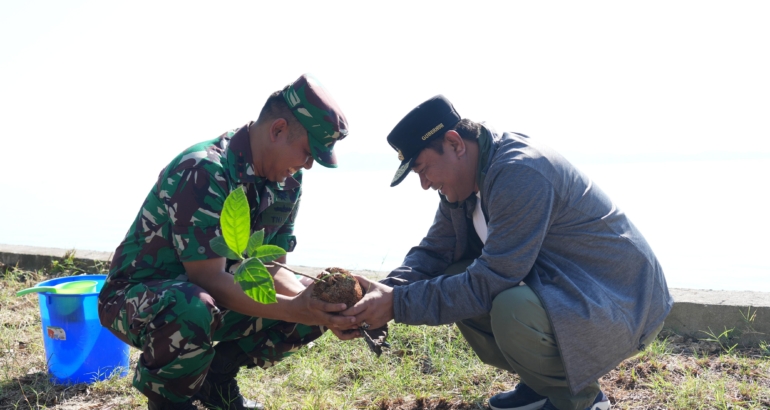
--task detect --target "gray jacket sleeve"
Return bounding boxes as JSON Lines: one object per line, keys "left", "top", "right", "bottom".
{"left": 390, "top": 164, "right": 557, "bottom": 325}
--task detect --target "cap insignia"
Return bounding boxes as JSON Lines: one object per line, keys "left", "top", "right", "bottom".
{"left": 421, "top": 123, "right": 444, "bottom": 141}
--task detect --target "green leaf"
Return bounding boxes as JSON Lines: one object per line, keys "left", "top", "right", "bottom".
{"left": 255, "top": 244, "right": 287, "bottom": 264}
{"left": 209, "top": 236, "right": 242, "bottom": 260}
{"left": 246, "top": 229, "right": 265, "bottom": 258}
{"left": 234, "top": 258, "right": 276, "bottom": 304}
{"left": 221, "top": 187, "right": 250, "bottom": 255}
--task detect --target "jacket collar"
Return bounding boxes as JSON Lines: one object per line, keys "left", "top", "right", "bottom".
{"left": 475, "top": 124, "right": 498, "bottom": 191}
{"left": 438, "top": 123, "right": 498, "bottom": 211}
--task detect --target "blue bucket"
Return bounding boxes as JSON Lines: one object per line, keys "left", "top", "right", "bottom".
{"left": 35, "top": 274, "right": 129, "bottom": 385}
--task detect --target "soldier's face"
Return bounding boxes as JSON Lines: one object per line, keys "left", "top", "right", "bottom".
{"left": 411, "top": 133, "right": 475, "bottom": 203}
{"left": 269, "top": 126, "right": 314, "bottom": 182}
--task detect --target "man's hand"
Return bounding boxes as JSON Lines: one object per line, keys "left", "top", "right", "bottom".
{"left": 340, "top": 276, "right": 395, "bottom": 329}
{"left": 289, "top": 283, "right": 357, "bottom": 329}
{"left": 184, "top": 258, "right": 356, "bottom": 329}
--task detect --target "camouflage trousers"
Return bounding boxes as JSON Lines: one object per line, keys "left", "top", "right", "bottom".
{"left": 100, "top": 280, "right": 324, "bottom": 403}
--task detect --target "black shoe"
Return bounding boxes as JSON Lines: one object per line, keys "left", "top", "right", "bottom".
{"left": 147, "top": 398, "right": 197, "bottom": 410}
{"left": 488, "top": 382, "right": 548, "bottom": 410}
{"left": 541, "top": 390, "right": 610, "bottom": 410}
{"left": 193, "top": 340, "right": 264, "bottom": 410}
{"left": 193, "top": 377, "right": 264, "bottom": 410}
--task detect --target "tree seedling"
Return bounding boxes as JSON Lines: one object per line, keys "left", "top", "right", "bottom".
{"left": 210, "top": 187, "right": 323, "bottom": 304}
{"left": 211, "top": 187, "right": 388, "bottom": 355}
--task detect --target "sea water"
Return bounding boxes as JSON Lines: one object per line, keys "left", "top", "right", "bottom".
{"left": 1, "top": 158, "right": 768, "bottom": 292}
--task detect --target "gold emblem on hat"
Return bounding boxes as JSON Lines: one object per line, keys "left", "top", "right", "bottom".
{"left": 421, "top": 123, "right": 444, "bottom": 140}
{"left": 398, "top": 150, "right": 404, "bottom": 161}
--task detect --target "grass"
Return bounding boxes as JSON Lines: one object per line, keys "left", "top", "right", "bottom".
{"left": 1, "top": 263, "right": 769, "bottom": 409}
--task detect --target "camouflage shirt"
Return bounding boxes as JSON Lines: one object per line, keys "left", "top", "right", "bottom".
{"left": 99, "top": 124, "right": 301, "bottom": 319}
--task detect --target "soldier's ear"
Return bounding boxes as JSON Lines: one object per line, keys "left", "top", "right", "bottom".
{"left": 269, "top": 118, "right": 289, "bottom": 143}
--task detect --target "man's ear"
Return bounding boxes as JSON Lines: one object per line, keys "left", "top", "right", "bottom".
{"left": 444, "top": 130, "right": 466, "bottom": 158}
{"left": 269, "top": 118, "right": 289, "bottom": 142}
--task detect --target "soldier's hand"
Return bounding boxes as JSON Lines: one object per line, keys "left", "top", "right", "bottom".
{"left": 292, "top": 284, "right": 357, "bottom": 329}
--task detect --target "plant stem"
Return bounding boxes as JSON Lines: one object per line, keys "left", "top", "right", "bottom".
{"left": 270, "top": 261, "right": 325, "bottom": 283}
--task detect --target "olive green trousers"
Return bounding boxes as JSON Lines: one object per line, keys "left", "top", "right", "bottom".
{"left": 446, "top": 260, "right": 661, "bottom": 410}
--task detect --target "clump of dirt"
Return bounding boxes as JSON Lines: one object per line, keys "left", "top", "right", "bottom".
{"left": 311, "top": 267, "right": 363, "bottom": 308}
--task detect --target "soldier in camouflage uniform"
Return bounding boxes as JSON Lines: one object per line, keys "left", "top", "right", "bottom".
{"left": 98, "top": 74, "right": 354, "bottom": 410}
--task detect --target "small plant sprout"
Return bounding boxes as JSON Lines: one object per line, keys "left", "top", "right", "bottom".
{"left": 209, "top": 187, "right": 322, "bottom": 304}
{"left": 208, "top": 188, "right": 384, "bottom": 359}
{"left": 700, "top": 326, "right": 738, "bottom": 354}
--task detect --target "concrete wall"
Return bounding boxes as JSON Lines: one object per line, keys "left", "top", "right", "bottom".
{"left": 0, "top": 244, "right": 113, "bottom": 272}
{"left": 664, "top": 288, "right": 769, "bottom": 346}
{"left": 2, "top": 244, "right": 768, "bottom": 346}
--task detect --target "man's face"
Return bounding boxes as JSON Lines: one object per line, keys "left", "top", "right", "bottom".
{"left": 268, "top": 125, "right": 314, "bottom": 183}
{"left": 411, "top": 136, "right": 474, "bottom": 203}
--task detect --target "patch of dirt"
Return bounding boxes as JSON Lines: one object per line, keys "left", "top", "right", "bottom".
{"left": 377, "top": 396, "right": 466, "bottom": 410}
{"left": 311, "top": 267, "right": 363, "bottom": 308}
{"left": 600, "top": 333, "right": 770, "bottom": 409}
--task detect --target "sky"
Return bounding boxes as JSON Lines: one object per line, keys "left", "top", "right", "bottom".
{"left": 1, "top": 1, "right": 769, "bottom": 291}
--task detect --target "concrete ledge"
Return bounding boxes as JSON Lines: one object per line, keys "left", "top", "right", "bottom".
{"left": 0, "top": 244, "right": 113, "bottom": 272}
{"left": 666, "top": 288, "right": 769, "bottom": 346}
{"left": 2, "top": 244, "right": 768, "bottom": 346}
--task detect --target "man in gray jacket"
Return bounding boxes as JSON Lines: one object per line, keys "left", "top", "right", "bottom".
{"left": 343, "top": 95, "right": 672, "bottom": 410}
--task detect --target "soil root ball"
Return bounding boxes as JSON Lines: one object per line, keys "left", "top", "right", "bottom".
{"left": 310, "top": 267, "right": 363, "bottom": 308}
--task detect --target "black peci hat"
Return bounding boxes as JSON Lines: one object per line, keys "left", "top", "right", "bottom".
{"left": 386, "top": 95, "right": 461, "bottom": 187}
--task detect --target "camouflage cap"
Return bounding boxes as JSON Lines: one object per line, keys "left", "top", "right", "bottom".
{"left": 282, "top": 74, "right": 349, "bottom": 168}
